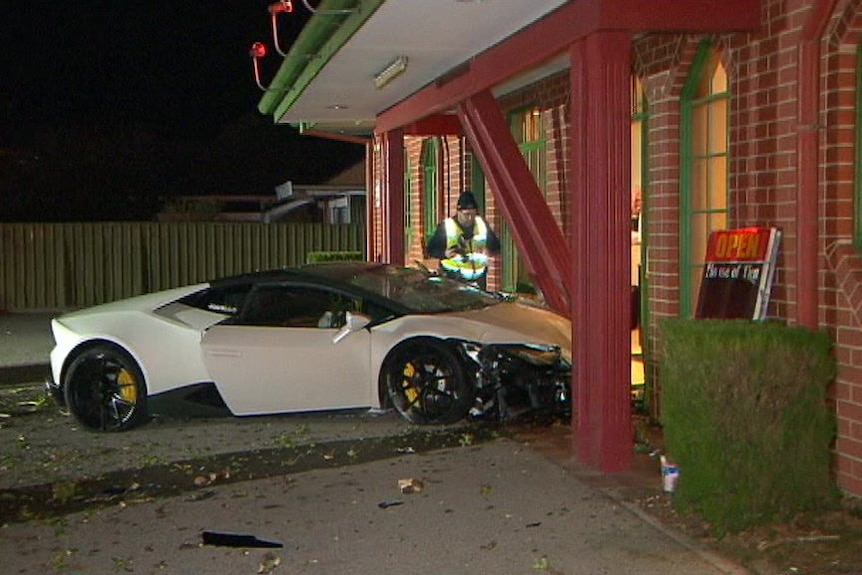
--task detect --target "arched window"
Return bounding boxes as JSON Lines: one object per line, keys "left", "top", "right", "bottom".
{"left": 680, "top": 41, "right": 729, "bottom": 316}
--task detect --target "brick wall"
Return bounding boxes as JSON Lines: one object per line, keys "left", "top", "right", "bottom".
{"left": 823, "top": 1, "right": 862, "bottom": 497}
{"left": 629, "top": 0, "right": 862, "bottom": 496}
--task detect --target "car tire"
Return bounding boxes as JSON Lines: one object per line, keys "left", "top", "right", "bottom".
{"left": 384, "top": 338, "right": 473, "bottom": 425}
{"left": 63, "top": 344, "right": 149, "bottom": 432}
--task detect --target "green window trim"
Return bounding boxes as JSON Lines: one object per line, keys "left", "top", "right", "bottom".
{"left": 470, "top": 153, "right": 486, "bottom": 210}
{"left": 680, "top": 39, "right": 730, "bottom": 317}
{"left": 632, "top": 76, "right": 650, "bottom": 313}
{"left": 404, "top": 150, "right": 413, "bottom": 256}
{"left": 422, "top": 138, "right": 439, "bottom": 246}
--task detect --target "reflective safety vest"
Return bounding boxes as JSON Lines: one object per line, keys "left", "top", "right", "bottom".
{"left": 440, "top": 216, "right": 490, "bottom": 281}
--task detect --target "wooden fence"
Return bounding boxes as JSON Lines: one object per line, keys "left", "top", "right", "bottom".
{"left": 0, "top": 222, "right": 365, "bottom": 311}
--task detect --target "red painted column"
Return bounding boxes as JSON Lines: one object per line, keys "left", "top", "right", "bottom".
{"left": 569, "top": 31, "right": 632, "bottom": 472}
{"left": 382, "top": 129, "right": 406, "bottom": 265}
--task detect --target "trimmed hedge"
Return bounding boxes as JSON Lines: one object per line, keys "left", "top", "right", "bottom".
{"left": 660, "top": 318, "right": 837, "bottom": 534}
{"left": 305, "top": 251, "right": 364, "bottom": 263}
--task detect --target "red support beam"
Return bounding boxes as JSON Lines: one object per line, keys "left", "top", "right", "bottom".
{"left": 570, "top": 32, "right": 632, "bottom": 473}
{"left": 403, "top": 114, "right": 462, "bottom": 137}
{"left": 382, "top": 129, "right": 405, "bottom": 265}
{"left": 606, "top": 0, "right": 761, "bottom": 31}
{"left": 456, "top": 90, "right": 570, "bottom": 314}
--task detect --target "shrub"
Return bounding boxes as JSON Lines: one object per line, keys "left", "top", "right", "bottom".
{"left": 660, "top": 318, "right": 837, "bottom": 534}
{"left": 305, "top": 251, "right": 364, "bottom": 263}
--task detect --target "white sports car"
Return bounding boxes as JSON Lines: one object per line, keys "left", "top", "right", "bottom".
{"left": 47, "top": 262, "right": 572, "bottom": 431}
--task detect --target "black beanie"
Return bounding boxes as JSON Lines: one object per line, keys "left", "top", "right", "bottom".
{"left": 457, "top": 191, "right": 478, "bottom": 210}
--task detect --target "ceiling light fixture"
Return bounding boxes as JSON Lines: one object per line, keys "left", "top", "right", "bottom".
{"left": 373, "top": 56, "right": 408, "bottom": 90}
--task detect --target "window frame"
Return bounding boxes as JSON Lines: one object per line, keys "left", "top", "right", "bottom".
{"left": 679, "top": 40, "right": 730, "bottom": 317}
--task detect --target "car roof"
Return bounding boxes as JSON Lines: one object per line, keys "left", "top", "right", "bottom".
{"left": 208, "top": 261, "right": 389, "bottom": 290}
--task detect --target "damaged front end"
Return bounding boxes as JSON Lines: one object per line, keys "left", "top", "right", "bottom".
{"left": 459, "top": 342, "right": 571, "bottom": 421}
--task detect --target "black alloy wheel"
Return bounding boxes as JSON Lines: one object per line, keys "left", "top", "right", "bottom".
{"left": 384, "top": 338, "right": 473, "bottom": 425}
{"left": 63, "top": 344, "right": 148, "bottom": 432}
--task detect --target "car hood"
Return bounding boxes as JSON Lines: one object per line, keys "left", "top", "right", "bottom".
{"left": 443, "top": 301, "right": 572, "bottom": 357}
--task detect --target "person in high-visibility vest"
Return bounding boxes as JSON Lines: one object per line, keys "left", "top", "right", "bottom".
{"left": 426, "top": 191, "right": 501, "bottom": 290}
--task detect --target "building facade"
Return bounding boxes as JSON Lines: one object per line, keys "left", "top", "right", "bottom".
{"left": 362, "top": 0, "right": 862, "bottom": 497}
{"left": 257, "top": 0, "right": 862, "bottom": 498}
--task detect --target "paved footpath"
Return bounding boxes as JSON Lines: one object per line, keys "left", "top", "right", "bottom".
{"left": 0, "top": 438, "right": 746, "bottom": 575}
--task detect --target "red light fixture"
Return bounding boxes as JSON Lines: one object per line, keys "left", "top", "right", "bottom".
{"left": 268, "top": 1, "right": 294, "bottom": 56}
{"left": 250, "top": 42, "right": 277, "bottom": 91}
{"left": 249, "top": 42, "right": 267, "bottom": 59}
{"left": 268, "top": 1, "right": 293, "bottom": 15}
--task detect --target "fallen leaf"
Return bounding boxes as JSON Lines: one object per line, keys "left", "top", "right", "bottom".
{"left": 258, "top": 552, "right": 281, "bottom": 574}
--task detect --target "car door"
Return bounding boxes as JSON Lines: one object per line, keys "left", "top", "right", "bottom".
{"left": 199, "top": 283, "right": 372, "bottom": 415}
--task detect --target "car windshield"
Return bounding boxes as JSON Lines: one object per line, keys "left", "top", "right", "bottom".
{"left": 344, "top": 265, "right": 501, "bottom": 313}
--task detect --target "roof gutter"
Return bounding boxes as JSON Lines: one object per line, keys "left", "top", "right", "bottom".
{"left": 257, "top": 0, "right": 385, "bottom": 124}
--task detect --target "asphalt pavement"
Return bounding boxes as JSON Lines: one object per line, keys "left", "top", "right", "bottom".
{"left": 0, "top": 311, "right": 751, "bottom": 574}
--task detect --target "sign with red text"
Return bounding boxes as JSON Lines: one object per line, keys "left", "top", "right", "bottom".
{"left": 695, "top": 227, "right": 781, "bottom": 320}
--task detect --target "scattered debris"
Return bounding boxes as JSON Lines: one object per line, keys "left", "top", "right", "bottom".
{"left": 185, "top": 490, "right": 216, "bottom": 502}
{"left": 193, "top": 467, "right": 231, "bottom": 487}
{"left": 398, "top": 478, "right": 424, "bottom": 494}
{"left": 396, "top": 446, "right": 416, "bottom": 454}
{"left": 201, "top": 531, "right": 283, "bottom": 548}
{"left": 378, "top": 500, "right": 404, "bottom": 509}
{"left": 795, "top": 535, "right": 841, "bottom": 544}
{"left": 660, "top": 455, "right": 680, "bottom": 493}
{"left": 258, "top": 552, "right": 282, "bottom": 574}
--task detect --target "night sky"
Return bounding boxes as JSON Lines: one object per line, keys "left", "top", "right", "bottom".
{"left": 5, "top": 2, "right": 299, "bottom": 136}
{"left": 1, "top": 2, "right": 365, "bottom": 220}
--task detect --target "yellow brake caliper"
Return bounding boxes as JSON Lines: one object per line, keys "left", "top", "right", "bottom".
{"left": 117, "top": 369, "right": 138, "bottom": 403}
{"left": 401, "top": 362, "right": 419, "bottom": 403}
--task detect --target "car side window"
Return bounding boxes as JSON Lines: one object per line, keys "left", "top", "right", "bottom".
{"left": 178, "top": 284, "right": 253, "bottom": 316}
{"left": 236, "top": 285, "right": 359, "bottom": 329}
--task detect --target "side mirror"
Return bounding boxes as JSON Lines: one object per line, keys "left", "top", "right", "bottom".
{"left": 332, "top": 311, "right": 371, "bottom": 343}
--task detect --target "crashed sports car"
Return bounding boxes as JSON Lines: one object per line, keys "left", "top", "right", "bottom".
{"left": 47, "top": 262, "right": 572, "bottom": 432}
